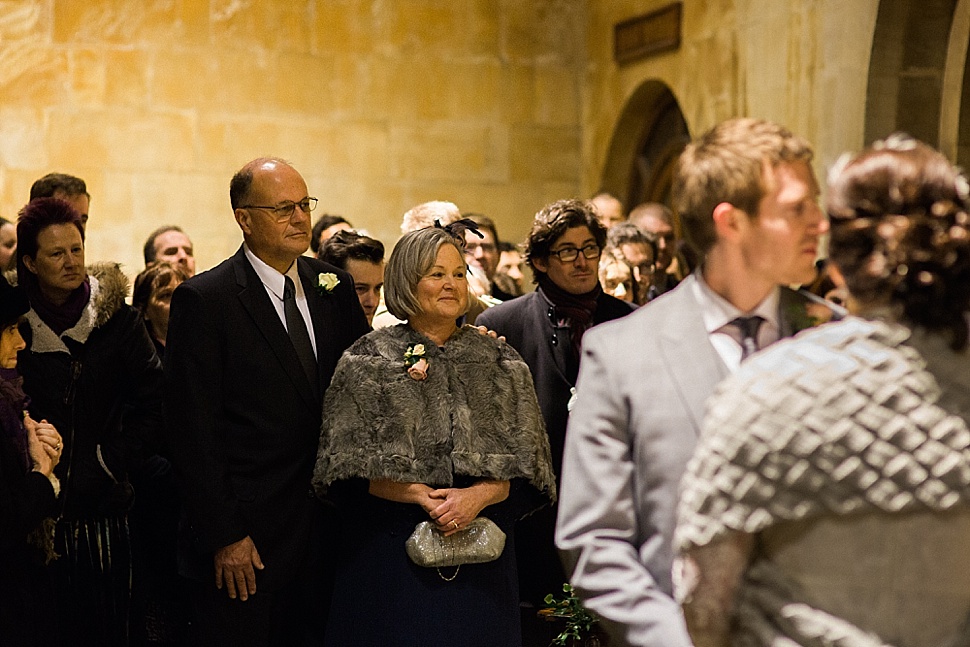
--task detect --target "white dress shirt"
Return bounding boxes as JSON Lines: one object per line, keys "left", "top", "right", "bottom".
{"left": 691, "top": 270, "right": 780, "bottom": 372}
{"left": 244, "top": 244, "right": 318, "bottom": 357}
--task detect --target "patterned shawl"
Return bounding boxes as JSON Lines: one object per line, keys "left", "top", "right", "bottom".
{"left": 675, "top": 318, "right": 970, "bottom": 646}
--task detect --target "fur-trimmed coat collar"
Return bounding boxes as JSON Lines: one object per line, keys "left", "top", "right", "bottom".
{"left": 14, "top": 263, "right": 129, "bottom": 354}
{"left": 314, "top": 324, "right": 557, "bottom": 502}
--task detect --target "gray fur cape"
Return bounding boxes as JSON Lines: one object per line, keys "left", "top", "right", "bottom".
{"left": 313, "top": 324, "right": 557, "bottom": 503}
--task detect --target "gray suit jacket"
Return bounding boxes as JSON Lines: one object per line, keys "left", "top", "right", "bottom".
{"left": 555, "top": 274, "right": 818, "bottom": 647}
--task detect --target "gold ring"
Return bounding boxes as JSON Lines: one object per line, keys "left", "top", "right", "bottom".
{"left": 55, "top": 444, "right": 61, "bottom": 451}
{"left": 451, "top": 521, "right": 459, "bottom": 530}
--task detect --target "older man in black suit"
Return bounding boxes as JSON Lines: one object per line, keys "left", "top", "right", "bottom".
{"left": 165, "top": 158, "right": 369, "bottom": 647}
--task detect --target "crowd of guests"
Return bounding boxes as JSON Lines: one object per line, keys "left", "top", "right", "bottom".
{"left": 1, "top": 117, "right": 968, "bottom": 647}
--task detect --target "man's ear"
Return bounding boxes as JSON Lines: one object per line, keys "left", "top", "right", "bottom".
{"left": 532, "top": 256, "right": 549, "bottom": 273}
{"left": 22, "top": 255, "right": 35, "bottom": 274}
{"left": 712, "top": 202, "right": 744, "bottom": 243}
{"left": 234, "top": 208, "right": 252, "bottom": 236}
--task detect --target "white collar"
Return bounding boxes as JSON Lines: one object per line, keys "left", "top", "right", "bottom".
{"left": 691, "top": 270, "right": 780, "bottom": 334}
{"left": 243, "top": 244, "right": 301, "bottom": 300}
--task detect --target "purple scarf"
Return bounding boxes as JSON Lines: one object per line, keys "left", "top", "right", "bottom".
{"left": 0, "top": 368, "right": 30, "bottom": 471}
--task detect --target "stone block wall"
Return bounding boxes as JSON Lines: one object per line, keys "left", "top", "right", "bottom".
{"left": 582, "top": 0, "right": 881, "bottom": 200}
{"left": 0, "top": 0, "right": 586, "bottom": 275}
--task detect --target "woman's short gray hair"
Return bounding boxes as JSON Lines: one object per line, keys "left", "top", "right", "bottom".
{"left": 384, "top": 227, "right": 468, "bottom": 321}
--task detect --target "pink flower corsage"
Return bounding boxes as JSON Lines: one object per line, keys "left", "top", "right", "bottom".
{"left": 404, "top": 343, "right": 428, "bottom": 380}
{"left": 407, "top": 357, "right": 429, "bottom": 381}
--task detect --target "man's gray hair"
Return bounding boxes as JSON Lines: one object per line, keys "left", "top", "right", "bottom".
{"left": 400, "top": 201, "right": 459, "bottom": 234}
{"left": 384, "top": 227, "right": 467, "bottom": 321}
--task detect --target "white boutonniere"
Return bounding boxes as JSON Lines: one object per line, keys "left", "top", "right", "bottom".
{"left": 404, "top": 343, "right": 429, "bottom": 381}
{"left": 316, "top": 272, "right": 340, "bottom": 296}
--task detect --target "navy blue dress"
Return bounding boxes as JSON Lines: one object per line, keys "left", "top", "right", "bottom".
{"left": 324, "top": 477, "right": 539, "bottom": 647}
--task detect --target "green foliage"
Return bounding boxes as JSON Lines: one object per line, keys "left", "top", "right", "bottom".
{"left": 541, "top": 583, "right": 599, "bottom": 646}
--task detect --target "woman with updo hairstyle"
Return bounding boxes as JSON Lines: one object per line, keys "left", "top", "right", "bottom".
{"left": 826, "top": 134, "right": 970, "bottom": 350}
{"left": 313, "top": 225, "right": 555, "bottom": 647}
{"left": 673, "top": 135, "right": 970, "bottom": 647}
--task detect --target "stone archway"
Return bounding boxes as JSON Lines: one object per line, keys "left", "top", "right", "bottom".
{"left": 865, "top": 0, "right": 970, "bottom": 165}
{"left": 599, "top": 80, "right": 690, "bottom": 214}
{"left": 944, "top": 0, "right": 970, "bottom": 164}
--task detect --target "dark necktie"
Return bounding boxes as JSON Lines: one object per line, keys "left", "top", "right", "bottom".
{"left": 731, "top": 315, "right": 764, "bottom": 361}
{"left": 283, "top": 276, "right": 318, "bottom": 387}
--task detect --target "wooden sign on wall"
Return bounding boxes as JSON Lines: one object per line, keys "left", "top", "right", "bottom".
{"left": 614, "top": 2, "right": 682, "bottom": 65}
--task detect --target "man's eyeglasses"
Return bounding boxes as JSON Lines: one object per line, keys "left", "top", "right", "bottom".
{"left": 241, "top": 197, "right": 318, "bottom": 222}
{"left": 548, "top": 243, "right": 601, "bottom": 263}
{"left": 465, "top": 242, "right": 497, "bottom": 254}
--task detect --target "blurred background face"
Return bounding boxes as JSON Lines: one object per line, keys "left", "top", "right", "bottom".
{"left": 23, "top": 223, "right": 86, "bottom": 304}
{"left": 0, "top": 323, "right": 25, "bottom": 369}
{"left": 146, "top": 275, "right": 182, "bottom": 342}
{"left": 636, "top": 214, "right": 675, "bottom": 271}
{"left": 590, "top": 194, "right": 625, "bottom": 228}
{"left": 0, "top": 222, "right": 16, "bottom": 271}
{"left": 345, "top": 258, "right": 384, "bottom": 325}
{"left": 319, "top": 221, "right": 352, "bottom": 248}
{"left": 599, "top": 255, "right": 634, "bottom": 302}
{"left": 154, "top": 230, "right": 196, "bottom": 276}
{"left": 54, "top": 191, "right": 90, "bottom": 230}
{"left": 618, "top": 241, "right": 655, "bottom": 304}
{"left": 494, "top": 248, "right": 526, "bottom": 297}
{"left": 464, "top": 229, "right": 499, "bottom": 280}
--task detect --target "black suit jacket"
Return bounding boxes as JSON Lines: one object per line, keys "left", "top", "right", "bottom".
{"left": 164, "top": 247, "right": 369, "bottom": 591}
{"left": 475, "top": 289, "right": 635, "bottom": 478}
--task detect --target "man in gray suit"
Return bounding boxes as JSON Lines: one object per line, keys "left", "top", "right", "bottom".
{"left": 555, "top": 118, "right": 834, "bottom": 646}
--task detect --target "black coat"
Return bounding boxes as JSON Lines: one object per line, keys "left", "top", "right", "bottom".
{"left": 475, "top": 289, "right": 635, "bottom": 477}
{"left": 0, "top": 388, "right": 58, "bottom": 647}
{"left": 475, "top": 288, "right": 635, "bottom": 606}
{"left": 164, "top": 247, "right": 369, "bottom": 592}
{"left": 17, "top": 264, "right": 164, "bottom": 520}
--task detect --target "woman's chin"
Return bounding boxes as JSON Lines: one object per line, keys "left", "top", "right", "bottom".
{"left": 424, "top": 309, "right": 464, "bottom": 324}
{"left": 60, "top": 277, "right": 86, "bottom": 291}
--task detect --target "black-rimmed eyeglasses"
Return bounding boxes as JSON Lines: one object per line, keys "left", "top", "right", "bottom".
{"left": 241, "top": 197, "right": 318, "bottom": 222}
{"left": 548, "top": 243, "right": 601, "bottom": 263}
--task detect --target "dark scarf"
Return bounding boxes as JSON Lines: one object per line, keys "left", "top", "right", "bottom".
{"left": 536, "top": 272, "right": 601, "bottom": 364}
{"left": 0, "top": 367, "right": 29, "bottom": 471}
{"left": 26, "top": 278, "right": 91, "bottom": 336}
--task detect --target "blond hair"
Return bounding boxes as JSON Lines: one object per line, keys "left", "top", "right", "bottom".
{"left": 674, "top": 118, "right": 813, "bottom": 257}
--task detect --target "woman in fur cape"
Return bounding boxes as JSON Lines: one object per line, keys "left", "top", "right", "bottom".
{"left": 674, "top": 136, "right": 970, "bottom": 647}
{"left": 314, "top": 226, "right": 556, "bottom": 647}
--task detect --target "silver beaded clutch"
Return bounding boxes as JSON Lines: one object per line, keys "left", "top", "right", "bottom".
{"left": 405, "top": 517, "right": 506, "bottom": 567}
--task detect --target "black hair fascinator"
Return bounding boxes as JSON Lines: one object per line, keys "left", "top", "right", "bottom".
{"left": 433, "top": 218, "right": 483, "bottom": 247}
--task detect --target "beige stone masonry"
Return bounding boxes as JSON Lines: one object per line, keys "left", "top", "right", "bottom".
{"left": 0, "top": 0, "right": 586, "bottom": 276}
